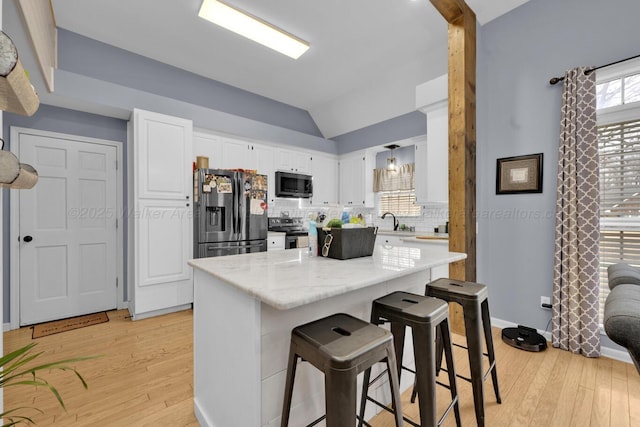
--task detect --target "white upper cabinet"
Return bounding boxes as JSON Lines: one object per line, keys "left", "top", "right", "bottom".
{"left": 339, "top": 153, "right": 366, "bottom": 206}
{"left": 193, "top": 131, "right": 224, "bottom": 169}
{"left": 223, "top": 138, "right": 260, "bottom": 170}
{"left": 415, "top": 107, "right": 448, "bottom": 204}
{"left": 310, "top": 153, "right": 338, "bottom": 205}
{"left": 134, "top": 109, "right": 192, "bottom": 200}
{"left": 276, "top": 148, "right": 311, "bottom": 174}
{"left": 254, "top": 145, "right": 276, "bottom": 204}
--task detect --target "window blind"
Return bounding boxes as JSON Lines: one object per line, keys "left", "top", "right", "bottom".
{"left": 379, "top": 190, "right": 421, "bottom": 217}
{"left": 598, "top": 119, "right": 640, "bottom": 325}
{"left": 599, "top": 119, "right": 640, "bottom": 218}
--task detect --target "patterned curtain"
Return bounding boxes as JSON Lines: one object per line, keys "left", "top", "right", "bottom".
{"left": 552, "top": 67, "right": 600, "bottom": 357}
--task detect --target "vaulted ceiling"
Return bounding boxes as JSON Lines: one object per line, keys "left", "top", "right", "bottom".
{"left": 43, "top": 1, "right": 529, "bottom": 137}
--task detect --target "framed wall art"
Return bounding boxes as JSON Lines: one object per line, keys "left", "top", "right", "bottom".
{"left": 496, "top": 153, "right": 543, "bottom": 194}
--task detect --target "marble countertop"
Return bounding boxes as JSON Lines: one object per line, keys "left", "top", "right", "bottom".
{"left": 189, "top": 245, "right": 466, "bottom": 310}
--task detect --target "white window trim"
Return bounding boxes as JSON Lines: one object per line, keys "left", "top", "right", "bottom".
{"left": 596, "top": 59, "right": 640, "bottom": 333}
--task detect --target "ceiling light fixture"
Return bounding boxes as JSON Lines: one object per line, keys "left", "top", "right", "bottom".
{"left": 198, "top": 0, "right": 310, "bottom": 59}
{"left": 384, "top": 144, "right": 400, "bottom": 171}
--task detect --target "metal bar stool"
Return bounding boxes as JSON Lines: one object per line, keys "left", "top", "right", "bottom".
{"left": 281, "top": 313, "right": 403, "bottom": 427}
{"left": 422, "top": 278, "right": 502, "bottom": 427}
{"left": 358, "top": 291, "right": 461, "bottom": 427}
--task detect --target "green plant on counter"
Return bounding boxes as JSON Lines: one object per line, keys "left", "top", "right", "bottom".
{"left": 1, "top": 342, "right": 100, "bottom": 426}
{"left": 326, "top": 218, "right": 343, "bottom": 228}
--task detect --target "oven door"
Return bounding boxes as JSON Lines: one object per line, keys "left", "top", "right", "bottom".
{"left": 285, "top": 235, "right": 298, "bottom": 249}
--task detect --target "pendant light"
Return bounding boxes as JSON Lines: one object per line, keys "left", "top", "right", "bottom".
{"left": 384, "top": 144, "right": 400, "bottom": 171}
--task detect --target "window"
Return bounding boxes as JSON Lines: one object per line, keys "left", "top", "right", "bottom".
{"left": 596, "top": 57, "right": 640, "bottom": 326}
{"left": 374, "top": 163, "right": 420, "bottom": 217}
{"left": 378, "top": 190, "right": 421, "bottom": 217}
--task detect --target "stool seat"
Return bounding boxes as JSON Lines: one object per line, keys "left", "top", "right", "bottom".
{"left": 372, "top": 291, "right": 449, "bottom": 325}
{"left": 427, "top": 277, "right": 489, "bottom": 300}
{"left": 292, "top": 313, "right": 392, "bottom": 369}
{"left": 282, "top": 313, "right": 403, "bottom": 427}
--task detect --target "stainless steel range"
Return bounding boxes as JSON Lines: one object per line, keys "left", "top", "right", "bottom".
{"left": 268, "top": 217, "right": 308, "bottom": 249}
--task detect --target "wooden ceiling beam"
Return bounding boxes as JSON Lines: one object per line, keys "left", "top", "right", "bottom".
{"left": 428, "top": 0, "right": 467, "bottom": 24}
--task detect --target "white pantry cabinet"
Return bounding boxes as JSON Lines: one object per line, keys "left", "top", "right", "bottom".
{"left": 129, "top": 109, "right": 194, "bottom": 319}
{"left": 310, "top": 153, "right": 338, "bottom": 205}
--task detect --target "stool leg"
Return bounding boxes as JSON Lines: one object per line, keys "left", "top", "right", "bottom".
{"left": 463, "top": 300, "right": 486, "bottom": 427}
{"left": 390, "top": 321, "right": 406, "bottom": 381}
{"left": 440, "top": 320, "right": 462, "bottom": 427}
{"left": 481, "top": 299, "right": 502, "bottom": 403}
{"left": 325, "top": 368, "right": 356, "bottom": 427}
{"left": 435, "top": 323, "right": 444, "bottom": 376}
{"left": 412, "top": 323, "right": 437, "bottom": 427}
{"left": 280, "top": 348, "right": 299, "bottom": 427}
{"left": 357, "top": 365, "right": 372, "bottom": 427}
{"left": 385, "top": 344, "right": 404, "bottom": 427}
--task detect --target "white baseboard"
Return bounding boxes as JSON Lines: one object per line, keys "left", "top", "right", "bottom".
{"left": 491, "top": 316, "right": 632, "bottom": 365}
{"left": 3, "top": 323, "right": 10, "bottom": 332}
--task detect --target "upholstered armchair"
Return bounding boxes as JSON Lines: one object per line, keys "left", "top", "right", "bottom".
{"left": 604, "top": 263, "right": 640, "bottom": 373}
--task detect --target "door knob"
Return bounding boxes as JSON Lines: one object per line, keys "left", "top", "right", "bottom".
{"left": 23, "top": 235, "right": 33, "bottom": 242}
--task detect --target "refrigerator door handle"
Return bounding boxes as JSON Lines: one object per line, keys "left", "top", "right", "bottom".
{"left": 231, "top": 174, "right": 238, "bottom": 238}
{"left": 235, "top": 174, "right": 241, "bottom": 239}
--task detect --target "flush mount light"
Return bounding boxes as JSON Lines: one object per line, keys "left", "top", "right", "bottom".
{"left": 198, "top": 0, "right": 310, "bottom": 59}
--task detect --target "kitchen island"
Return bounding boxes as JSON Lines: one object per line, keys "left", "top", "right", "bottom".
{"left": 189, "top": 244, "right": 466, "bottom": 427}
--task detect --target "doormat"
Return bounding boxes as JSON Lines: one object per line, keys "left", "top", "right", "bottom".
{"left": 32, "top": 312, "right": 109, "bottom": 339}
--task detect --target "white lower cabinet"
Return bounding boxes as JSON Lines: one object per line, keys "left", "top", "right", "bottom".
{"left": 376, "top": 234, "right": 405, "bottom": 246}
{"left": 267, "top": 234, "right": 285, "bottom": 251}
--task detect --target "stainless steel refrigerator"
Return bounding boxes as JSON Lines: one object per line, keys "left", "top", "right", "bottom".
{"left": 194, "top": 169, "right": 268, "bottom": 258}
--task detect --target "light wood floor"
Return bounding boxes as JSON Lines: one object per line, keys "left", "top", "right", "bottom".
{"left": 4, "top": 309, "right": 639, "bottom": 426}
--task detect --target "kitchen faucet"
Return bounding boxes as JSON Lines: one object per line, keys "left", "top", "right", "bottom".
{"left": 381, "top": 212, "right": 399, "bottom": 231}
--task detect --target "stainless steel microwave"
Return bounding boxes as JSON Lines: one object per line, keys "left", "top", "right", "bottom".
{"left": 275, "top": 171, "right": 313, "bottom": 198}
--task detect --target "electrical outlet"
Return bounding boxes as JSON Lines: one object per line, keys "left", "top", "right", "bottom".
{"left": 540, "top": 296, "right": 551, "bottom": 309}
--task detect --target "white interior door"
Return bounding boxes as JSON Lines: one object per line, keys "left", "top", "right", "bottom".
{"left": 18, "top": 133, "right": 118, "bottom": 325}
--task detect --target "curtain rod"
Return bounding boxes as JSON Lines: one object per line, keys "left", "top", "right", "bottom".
{"left": 549, "top": 53, "right": 640, "bottom": 85}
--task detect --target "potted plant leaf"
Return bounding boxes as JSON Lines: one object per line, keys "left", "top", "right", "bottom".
{"left": 1, "top": 342, "right": 99, "bottom": 426}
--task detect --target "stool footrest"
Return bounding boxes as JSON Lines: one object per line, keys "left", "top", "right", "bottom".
{"left": 366, "top": 364, "right": 416, "bottom": 389}
{"left": 483, "top": 360, "right": 497, "bottom": 382}
{"left": 438, "top": 395, "right": 459, "bottom": 427}
{"left": 365, "top": 396, "right": 421, "bottom": 427}
{"left": 306, "top": 414, "right": 325, "bottom": 427}
{"left": 453, "top": 342, "right": 490, "bottom": 358}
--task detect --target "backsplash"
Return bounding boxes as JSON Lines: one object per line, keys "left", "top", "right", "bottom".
{"left": 268, "top": 199, "right": 448, "bottom": 232}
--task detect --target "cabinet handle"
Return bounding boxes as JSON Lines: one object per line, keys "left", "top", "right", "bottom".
{"left": 186, "top": 195, "right": 190, "bottom": 200}
{"left": 186, "top": 203, "right": 190, "bottom": 207}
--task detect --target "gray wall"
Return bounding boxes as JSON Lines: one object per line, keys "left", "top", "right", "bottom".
{"left": 375, "top": 145, "right": 415, "bottom": 169}
{"left": 476, "top": 0, "right": 640, "bottom": 350}
{"left": 3, "top": 105, "right": 128, "bottom": 323}
{"left": 57, "top": 29, "right": 323, "bottom": 138}
{"left": 333, "top": 111, "right": 426, "bottom": 154}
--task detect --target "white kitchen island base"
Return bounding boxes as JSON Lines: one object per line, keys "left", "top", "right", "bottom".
{"left": 191, "top": 245, "right": 466, "bottom": 427}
